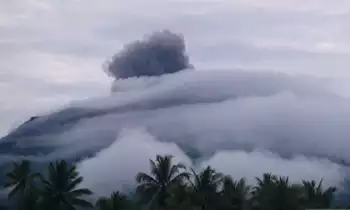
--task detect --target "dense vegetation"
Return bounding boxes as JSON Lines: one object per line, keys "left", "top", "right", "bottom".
{"left": 2, "top": 155, "right": 349, "bottom": 210}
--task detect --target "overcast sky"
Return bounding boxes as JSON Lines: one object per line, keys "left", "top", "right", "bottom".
{"left": 1, "top": 0, "right": 350, "bottom": 135}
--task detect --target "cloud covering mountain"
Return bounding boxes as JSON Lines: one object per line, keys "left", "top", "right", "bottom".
{"left": 1, "top": 30, "right": 350, "bottom": 202}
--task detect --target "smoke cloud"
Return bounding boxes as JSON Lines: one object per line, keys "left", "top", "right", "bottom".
{"left": 1, "top": 31, "right": 350, "bottom": 201}
{"left": 105, "top": 30, "right": 192, "bottom": 81}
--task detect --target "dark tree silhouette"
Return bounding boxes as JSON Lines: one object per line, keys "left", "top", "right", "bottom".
{"left": 136, "top": 155, "right": 190, "bottom": 210}
{"left": 40, "top": 160, "right": 93, "bottom": 210}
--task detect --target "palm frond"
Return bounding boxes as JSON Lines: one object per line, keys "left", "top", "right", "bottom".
{"left": 70, "top": 198, "right": 94, "bottom": 208}
{"left": 67, "top": 176, "right": 83, "bottom": 191}
{"left": 169, "top": 171, "right": 191, "bottom": 185}
{"left": 149, "top": 159, "right": 162, "bottom": 181}
{"left": 8, "top": 184, "right": 21, "bottom": 199}
{"left": 136, "top": 172, "right": 159, "bottom": 185}
{"left": 168, "top": 163, "right": 187, "bottom": 180}
{"left": 69, "top": 188, "right": 93, "bottom": 196}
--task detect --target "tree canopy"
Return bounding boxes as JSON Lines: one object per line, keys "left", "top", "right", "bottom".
{"left": 3, "top": 155, "right": 348, "bottom": 210}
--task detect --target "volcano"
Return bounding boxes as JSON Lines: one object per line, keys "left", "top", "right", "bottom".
{"left": 0, "top": 31, "right": 349, "bottom": 200}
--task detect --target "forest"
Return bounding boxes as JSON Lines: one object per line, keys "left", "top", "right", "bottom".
{"left": 2, "top": 155, "right": 349, "bottom": 210}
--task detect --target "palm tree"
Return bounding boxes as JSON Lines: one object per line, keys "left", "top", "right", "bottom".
{"left": 40, "top": 160, "right": 93, "bottom": 210}
{"left": 16, "top": 186, "right": 42, "bottom": 210}
{"left": 166, "top": 183, "right": 195, "bottom": 210}
{"left": 190, "top": 166, "right": 223, "bottom": 210}
{"left": 251, "top": 173, "right": 277, "bottom": 210}
{"left": 251, "top": 174, "right": 301, "bottom": 210}
{"left": 273, "top": 176, "right": 302, "bottom": 210}
{"left": 4, "top": 160, "right": 38, "bottom": 199}
{"left": 135, "top": 155, "right": 190, "bottom": 210}
{"left": 301, "top": 179, "right": 336, "bottom": 208}
{"left": 221, "top": 176, "right": 251, "bottom": 210}
{"left": 96, "top": 191, "right": 135, "bottom": 210}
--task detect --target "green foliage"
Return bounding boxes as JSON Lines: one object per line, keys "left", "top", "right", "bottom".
{"left": 96, "top": 191, "right": 137, "bottom": 210}
{"left": 300, "top": 179, "right": 337, "bottom": 209}
{"left": 4, "top": 160, "right": 93, "bottom": 210}
{"left": 135, "top": 155, "right": 190, "bottom": 209}
{"left": 220, "top": 176, "right": 250, "bottom": 210}
{"left": 2, "top": 155, "right": 346, "bottom": 210}
{"left": 40, "top": 160, "right": 93, "bottom": 210}
{"left": 4, "top": 160, "right": 42, "bottom": 210}
{"left": 166, "top": 183, "right": 195, "bottom": 210}
{"left": 4, "top": 160, "right": 37, "bottom": 199}
{"left": 190, "top": 166, "right": 223, "bottom": 210}
{"left": 251, "top": 174, "right": 302, "bottom": 210}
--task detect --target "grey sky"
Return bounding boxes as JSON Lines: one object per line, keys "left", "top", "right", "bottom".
{"left": 1, "top": 0, "right": 350, "bottom": 135}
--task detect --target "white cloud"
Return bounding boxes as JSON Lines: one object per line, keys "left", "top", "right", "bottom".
{"left": 78, "top": 127, "right": 192, "bottom": 196}
{"left": 77, "top": 126, "right": 346, "bottom": 197}
{"left": 5, "top": 68, "right": 350, "bottom": 196}
{"left": 201, "top": 150, "right": 345, "bottom": 188}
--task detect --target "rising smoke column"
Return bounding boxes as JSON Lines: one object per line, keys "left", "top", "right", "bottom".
{"left": 105, "top": 30, "right": 192, "bottom": 81}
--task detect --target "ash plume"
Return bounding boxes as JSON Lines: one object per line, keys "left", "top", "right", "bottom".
{"left": 105, "top": 30, "right": 192, "bottom": 80}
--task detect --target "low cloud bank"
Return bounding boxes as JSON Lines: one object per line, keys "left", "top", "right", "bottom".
{"left": 77, "top": 128, "right": 347, "bottom": 197}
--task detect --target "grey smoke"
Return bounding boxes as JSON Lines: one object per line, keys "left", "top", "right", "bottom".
{"left": 105, "top": 30, "right": 192, "bottom": 80}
